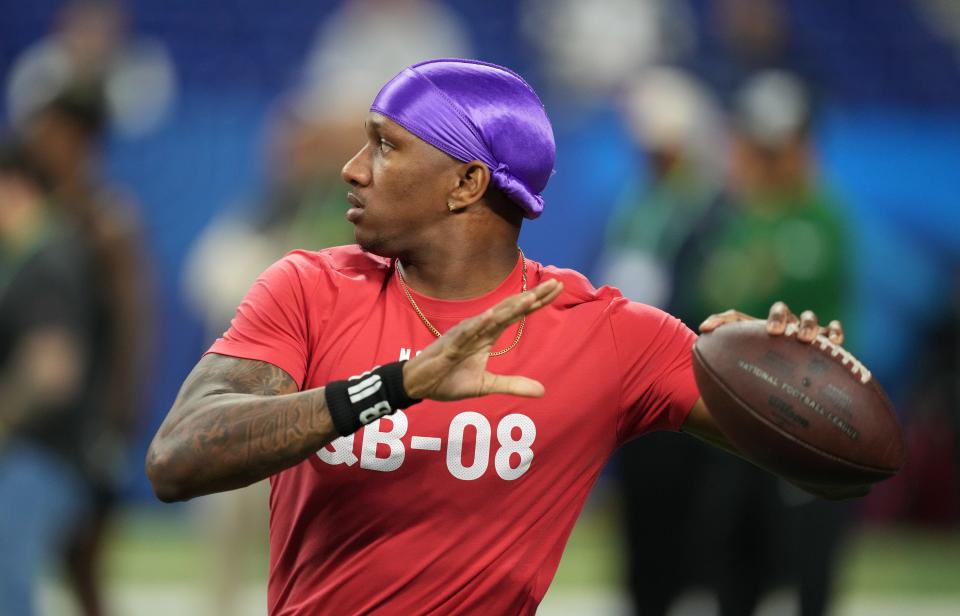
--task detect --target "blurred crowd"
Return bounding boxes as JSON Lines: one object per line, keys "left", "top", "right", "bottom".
{"left": 0, "top": 1, "right": 958, "bottom": 615}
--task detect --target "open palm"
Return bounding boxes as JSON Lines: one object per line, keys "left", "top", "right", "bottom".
{"left": 402, "top": 279, "right": 563, "bottom": 401}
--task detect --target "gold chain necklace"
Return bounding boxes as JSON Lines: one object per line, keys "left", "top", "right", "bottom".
{"left": 395, "top": 250, "right": 526, "bottom": 357}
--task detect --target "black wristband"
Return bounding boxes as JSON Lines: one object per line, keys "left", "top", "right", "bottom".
{"left": 325, "top": 361, "right": 422, "bottom": 437}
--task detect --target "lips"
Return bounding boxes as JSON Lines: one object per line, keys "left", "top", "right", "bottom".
{"left": 346, "top": 192, "right": 365, "bottom": 208}
{"left": 346, "top": 192, "right": 365, "bottom": 223}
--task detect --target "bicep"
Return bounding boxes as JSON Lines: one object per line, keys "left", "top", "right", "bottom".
{"left": 160, "top": 354, "right": 298, "bottom": 435}
{"left": 611, "top": 300, "right": 700, "bottom": 439}
{"left": 178, "top": 353, "right": 299, "bottom": 399}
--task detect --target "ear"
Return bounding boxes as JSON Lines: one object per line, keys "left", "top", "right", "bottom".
{"left": 447, "top": 160, "right": 490, "bottom": 212}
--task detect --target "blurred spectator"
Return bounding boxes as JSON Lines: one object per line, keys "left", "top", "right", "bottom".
{"left": 184, "top": 98, "right": 358, "bottom": 332}
{"left": 517, "top": 0, "right": 689, "bottom": 273}
{"left": 18, "top": 81, "right": 153, "bottom": 616}
{"left": 598, "top": 66, "right": 728, "bottom": 616}
{"left": 182, "top": 97, "right": 358, "bottom": 616}
{"left": 0, "top": 139, "right": 97, "bottom": 616}
{"left": 679, "top": 71, "right": 846, "bottom": 321}
{"left": 599, "top": 67, "right": 725, "bottom": 307}
{"left": 683, "top": 71, "right": 852, "bottom": 616}
{"left": 605, "top": 68, "right": 853, "bottom": 615}
{"left": 6, "top": 0, "right": 176, "bottom": 138}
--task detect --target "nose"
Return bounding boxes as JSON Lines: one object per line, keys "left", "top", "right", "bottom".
{"left": 341, "top": 144, "right": 371, "bottom": 187}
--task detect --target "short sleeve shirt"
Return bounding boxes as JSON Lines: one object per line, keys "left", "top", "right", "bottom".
{"left": 208, "top": 245, "right": 699, "bottom": 615}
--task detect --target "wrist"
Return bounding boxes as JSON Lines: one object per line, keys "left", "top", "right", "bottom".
{"left": 401, "top": 360, "right": 424, "bottom": 400}
{"left": 325, "top": 361, "right": 422, "bottom": 437}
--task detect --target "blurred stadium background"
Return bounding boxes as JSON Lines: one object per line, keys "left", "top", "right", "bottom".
{"left": 1, "top": 0, "right": 958, "bottom": 615}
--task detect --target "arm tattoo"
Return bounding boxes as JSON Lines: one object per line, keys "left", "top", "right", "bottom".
{"left": 147, "top": 354, "right": 339, "bottom": 501}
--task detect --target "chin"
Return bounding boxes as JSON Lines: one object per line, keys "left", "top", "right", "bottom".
{"left": 355, "top": 230, "right": 393, "bottom": 258}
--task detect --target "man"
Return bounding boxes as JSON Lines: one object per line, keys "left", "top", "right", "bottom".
{"left": 676, "top": 70, "right": 852, "bottom": 616}
{"left": 599, "top": 67, "right": 729, "bottom": 615}
{"left": 147, "top": 59, "right": 848, "bottom": 615}
{"left": 23, "top": 81, "right": 152, "bottom": 616}
{"left": 182, "top": 97, "right": 357, "bottom": 616}
{"left": 0, "top": 139, "right": 97, "bottom": 615}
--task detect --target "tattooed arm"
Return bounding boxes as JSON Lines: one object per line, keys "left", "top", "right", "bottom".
{"left": 146, "top": 278, "right": 563, "bottom": 502}
{"left": 145, "top": 353, "right": 337, "bottom": 502}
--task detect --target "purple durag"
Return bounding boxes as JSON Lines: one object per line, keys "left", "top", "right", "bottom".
{"left": 371, "top": 59, "right": 556, "bottom": 219}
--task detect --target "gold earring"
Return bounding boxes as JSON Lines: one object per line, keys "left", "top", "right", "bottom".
{"left": 447, "top": 202, "right": 457, "bottom": 212}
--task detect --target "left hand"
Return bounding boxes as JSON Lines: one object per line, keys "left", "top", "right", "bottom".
{"left": 698, "top": 301, "right": 844, "bottom": 345}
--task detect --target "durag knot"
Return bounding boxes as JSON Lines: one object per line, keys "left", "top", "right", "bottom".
{"left": 492, "top": 163, "right": 545, "bottom": 219}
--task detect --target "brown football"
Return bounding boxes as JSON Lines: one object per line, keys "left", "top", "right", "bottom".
{"left": 692, "top": 320, "right": 906, "bottom": 488}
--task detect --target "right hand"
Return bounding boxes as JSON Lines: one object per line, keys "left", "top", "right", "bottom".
{"left": 402, "top": 279, "right": 563, "bottom": 401}
{"left": 699, "top": 301, "right": 845, "bottom": 345}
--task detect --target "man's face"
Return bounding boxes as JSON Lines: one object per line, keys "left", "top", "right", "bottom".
{"left": 341, "top": 113, "right": 459, "bottom": 256}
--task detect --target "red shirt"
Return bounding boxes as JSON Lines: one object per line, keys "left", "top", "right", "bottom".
{"left": 208, "top": 245, "right": 699, "bottom": 615}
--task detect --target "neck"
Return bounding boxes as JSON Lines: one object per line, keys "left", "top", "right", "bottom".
{"left": 397, "top": 240, "right": 521, "bottom": 300}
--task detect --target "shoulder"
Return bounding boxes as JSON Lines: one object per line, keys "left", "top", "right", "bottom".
{"left": 315, "top": 244, "right": 391, "bottom": 274}
{"left": 536, "top": 261, "right": 687, "bottom": 332}
{"left": 269, "top": 244, "right": 391, "bottom": 291}
{"left": 281, "top": 244, "right": 389, "bottom": 276}
{"left": 537, "top": 262, "right": 623, "bottom": 309}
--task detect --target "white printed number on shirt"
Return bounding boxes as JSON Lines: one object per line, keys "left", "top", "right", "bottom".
{"left": 317, "top": 411, "right": 536, "bottom": 480}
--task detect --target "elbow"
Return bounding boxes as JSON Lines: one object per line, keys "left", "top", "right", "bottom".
{"left": 145, "top": 442, "right": 192, "bottom": 503}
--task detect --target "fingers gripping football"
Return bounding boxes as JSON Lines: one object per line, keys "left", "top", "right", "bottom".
{"left": 766, "top": 301, "right": 844, "bottom": 344}
{"left": 700, "top": 301, "right": 844, "bottom": 346}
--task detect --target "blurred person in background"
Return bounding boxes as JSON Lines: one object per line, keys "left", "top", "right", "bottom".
{"left": 17, "top": 80, "right": 152, "bottom": 616}
{"left": 678, "top": 71, "right": 847, "bottom": 326}
{"left": 674, "top": 70, "right": 852, "bottom": 616}
{"left": 519, "top": 0, "right": 698, "bottom": 273}
{"left": 599, "top": 67, "right": 726, "bottom": 309}
{"left": 183, "top": 99, "right": 357, "bottom": 616}
{"left": 0, "top": 139, "right": 98, "bottom": 616}
{"left": 184, "top": 98, "right": 361, "bottom": 334}
{"left": 597, "top": 66, "right": 731, "bottom": 615}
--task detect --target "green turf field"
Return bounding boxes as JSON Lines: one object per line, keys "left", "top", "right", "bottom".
{"left": 40, "top": 499, "right": 960, "bottom": 615}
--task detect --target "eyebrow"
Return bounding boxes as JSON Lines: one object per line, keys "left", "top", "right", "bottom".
{"left": 366, "top": 117, "right": 387, "bottom": 135}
